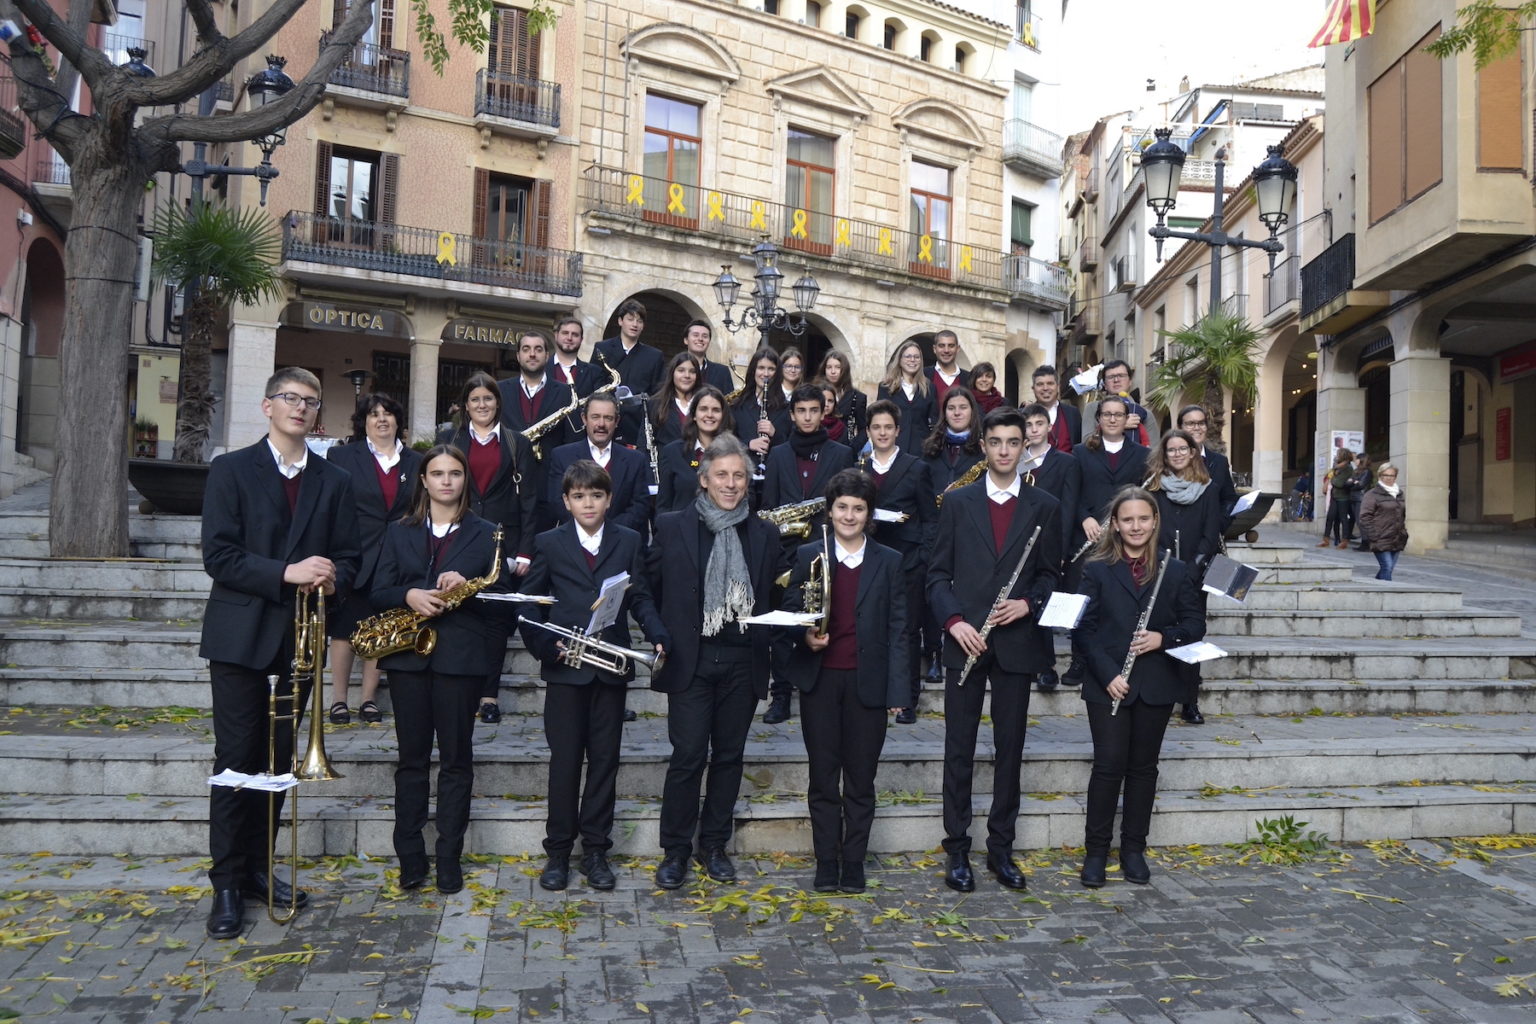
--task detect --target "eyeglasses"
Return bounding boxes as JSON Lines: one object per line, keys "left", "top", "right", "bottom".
{"left": 268, "top": 392, "right": 321, "bottom": 411}
{"left": 1181, "top": 419, "right": 1207, "bottom": 428}
{"left": 1164, "top": 447, "right": 1192, "bottom": 456}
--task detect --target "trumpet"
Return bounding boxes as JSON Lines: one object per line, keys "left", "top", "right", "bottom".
{"left": 266, "top": 588, "right": 343, "bottom": 924}
{"left": 518, "top": 615, "right": 664, "bottom": 675}
{"left": 758, "top": 496, "right": 824, "bottom": 538}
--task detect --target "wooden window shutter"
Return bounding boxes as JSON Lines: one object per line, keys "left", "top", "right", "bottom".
{"left": 515, "top": 8, "right": 539, "bottom": 80}
{"left": 313, "top": 141, "right": 333, "bottom": 216}
{"left": 473, "top": 168, "right": 490, "bottom": 237}
{"left": 378, "top": 0, "right": 395, "bottom": 50}
{"left": 532, "top": 179, "right": 552, "bottom": 249}
{"left": 380, "top": 153, "right": 400, "bottom": 225}
{"left": 332, "top": 0, "right": 348, "bottom": 30}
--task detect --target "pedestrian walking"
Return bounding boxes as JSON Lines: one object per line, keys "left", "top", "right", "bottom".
{"left": 1319, "top": 449, "right": 1356, "bottom": 548}
{"left": 1358, "top": 463, "right": 1407, "bottom": 581}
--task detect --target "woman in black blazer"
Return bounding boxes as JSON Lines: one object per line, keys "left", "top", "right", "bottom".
{"left": 1073, "top": 486, "right": 1205, "bottom": 890}
{"left": 656, "top": 385, "right": 734, "bottom": 513}
{"left": 440, "top": 371, "right": 537, "bottom": 722}
{"left": 732, "top": 348, "right": 790, "bottom": 476}
{"left": 875, "top": 340, "right": 935, "bottom": 454}
{"left": 817, "top": 350, "right": 868, "bottom": 449}
{"left": 648, "top": 352, "right": 702, "bottom": 450}
{"left": 324, "top": 393, "right": 421, "bottom": 724}
{"left": 1070, "top": 396, "right": 1152, "bottom": 553}
{"left": 371, "top": 445, "right": 508, "bottom": 895}
{"left": 784, "top": 469, "right": 908, "bottom": 894}
{"left": 920, "top": 385, "right": 984, "bottom": 498}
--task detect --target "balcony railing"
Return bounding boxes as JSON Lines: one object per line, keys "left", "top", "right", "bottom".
{"left": 1265, "top": 255, "right": 1301, "bottom": 315}
{"left": 475, "top": 69, "right": 560, "bottom": 129}
{"left": 1077, "top": 235, "right": 1099, "bottom": 270}
{"left": 35, "top": 152, "right": 70, "bottom": 186}
{"left": 281, "top": 211, "right": 583, "bottom": 296}
{"left": 1220, "top": 293, "right": 1249, "bottom": 319}
{"left": 1017, "top": 15, "right": 1042, "bottom": 49}
{"left": 1300, "top": 234, "right": 1354, "bottom": 319}
{"left": 583, "top": 164, "right": 1015, "bottom": 294}
{"left": 103, "top": 33, "right": 154, "bottom": 67}
{"left": 1002, "top": 119, "right": 1064, "bottom": 176}
{"left": 1003, "top": 253, "right": 1069, "bottom": 309}
{"left": 0, "top": 62, "right": 25, "bottom": 159}
{"left": 320, "top": 33, "right": 410, "bottom": 99}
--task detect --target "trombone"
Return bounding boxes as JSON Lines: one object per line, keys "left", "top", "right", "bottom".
{"left": 518, "top": 614, "right": 665, "bottom": 675}
{"left": 265, "top": 588, "right": 343, "bottom": 924}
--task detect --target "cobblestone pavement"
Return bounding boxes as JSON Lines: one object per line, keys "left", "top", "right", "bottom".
{"left": 3, "top": 839, "right": 1536, "bottom": 1023}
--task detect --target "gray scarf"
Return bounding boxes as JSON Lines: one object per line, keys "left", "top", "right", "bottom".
{"left": 1160, "top": 474, "right": 1210, "bottom": 505}
{"left": 695, "top": 492, "right": 754, "bottom": 636}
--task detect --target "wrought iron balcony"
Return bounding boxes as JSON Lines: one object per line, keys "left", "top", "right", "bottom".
{"left": 1265, "top": 255, "right": 1300, "bottom": 315}
{"left": 0, "top": 62, "right": 25, "bottom": 160}
{"left": 102, "top": 33, "right": 154, "bottom": 67}
{"left": 319, "top": 33, "right": 410, "bottom": 99}
{"left": 475, "top": 70, "right": 560, "bottom": 131}
{"left": 1003, "top": 253, "right": 1069, "bottom": 311}
{"left": 1002, "top": 119, "right": 1064, "bottom": 178}
{"left": 1077, "top": 235, "right": 1098, "bottom": 270}
{"left": 281, "top": 211, "right": 582, "bottom": 297}
{"left": 1220, "top": 293, "right": 1250, "bottom": 319}
{"left": 582, "top": 164, "right": 1015, "bottom": 295}
{"left": 1301, "top": 234, "right": 1354, "bottom": 319}
{"left": 34, "top": 151, "right": 71, "bottom": 186}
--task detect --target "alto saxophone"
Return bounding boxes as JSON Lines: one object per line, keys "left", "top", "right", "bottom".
{"left": 350, "top": 527, "right": 504, "bottom": 660}
{"left": 936, "top": 459, "right": 986, "bottom": 508}
{"left": 522, "top": 389, "right": 578, "bottom": 460}
{"left": 578, "top": 352, "right": 624, "bottom": 413}
{"left": 758, "top": 496, "right": 825, "bottom": 539}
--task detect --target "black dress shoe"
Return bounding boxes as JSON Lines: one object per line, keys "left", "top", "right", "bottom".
{"left": 813, "top": 860, "right": 840, "bottom": 893}
{"left": 539, "top": 856, "right": 570, "bottom": 892}
{"left": 437, "top": 860, "right": 464, "bottom": 894}
{"left": 655, "top": 853, "right": 689, "bottom": 890}
{"left": 839, "top": 860, "right": 866, "bottom": 893}
{"left": 206, "top": 888, "right": 244, "bottom": 939}
{"left": 398, "top": 856, "right": 429, "bottom": 891}
{"left": 1180, "top": 703, "right": 1205, "bottom": 725}
{"left": 580, "top": 851, "right": 616, "bottom": 891}
{"left": 894, "top": 707, "right": 917, "bottom": 725}
{"left": 695, "top": 847, "right": 737, "bottom": 882}
{"left": 623, "top": 708, "right": 638, "bottom": 723}
{"left": 1080, "top": 853, "right": 1108, "bottom": 889}
{"left": 1062, "top": 656, "right": 1086, "bottom": 684}
{"left": 1037, "top": 670, "right": 1059, "bottom": 692}
{"left": 762, "top": 695, "right": 791, "bottom": 725}
{"left": 986, "top": 853, "right": 1027, "bottom": 890}
{"left": 944, "top": 852, "right": 975, "bottom": 893}
{"left": 478, "top": 701, "right": 502, "bottom": 724}
{"left": 241, "top": 871, "right": 309, "bottom": 908}
{"left": 1120, "top": 848, "right": 1151, "bottom": 884}
{"left": 925, "top": 652, "right": 944, "bottom": 684}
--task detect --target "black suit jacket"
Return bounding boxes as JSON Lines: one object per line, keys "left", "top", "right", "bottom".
{"left": 1072, "top": 440, "right": 1151, "bottom": 538}
{"left": 497, "top": 376, "right": 574, "bottom": 456}
{"left": 325, "top": 441, "right": 422, "bottom": 591}
{"left": 923, "top": 448, "right": 983, "bottom": 497}
{"left": 646, "top": 505, "right": 785, "bottom": 697}
{"left": 650, "top": 396, "right": 690, "bottom": 449}
{"left": 442, "top": 426, "right": 539, "bottom": 561}
{"left": 200, "top": 440, "right": 362, "bottom": 670}
{"left": 1074, "top": 557, "right": 1205, "bottom": 707}
{"left": 834, "top": 388, "right": 869, "bottom": 448}
{"left": 698, "top": 360, "right": 734, "bottom": 394}
{"left": 732, "top": 393, "right": 791, "bottom": 452}
{"left": 784, "top": 540, "right": 908, "bottom": 708}
{"left": 867, "top": 452, "right": 935, "bottom": 572}
{"left": 544, "top": 440, "right": 651, "bottom": 535}
{"left": 1026, "top": 448, "right": 1082, "bottom": 557}
{"left": 593, "top": 337, "right": 665, "bottom": 446}
{"left": 1201, "top": 448, "right": 1239, "bottom": 528}
{"left": 1155, "top": 487, "right": 1225, "bottom": 566}
{"left": 370, "top": 513, "right": 505, "bottom": 676}
{"left": 1046, "top": 402, "right": 1083, "bottom": 448}
{"left": 926, "top": 481, "right": 1062, "bottom": 673}
{"left": 762, "top": 437, "right": 854, "bottom": 508}
{"left": 656, "top": 440, "right": 703, "bottom": 513}
{"left": 876, "top": 382, "right": 936, "bottom": 454}
{"left": 517, "top": 522, "right": 668, "bottom": 685}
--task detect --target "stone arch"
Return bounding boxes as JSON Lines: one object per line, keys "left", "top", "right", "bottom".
{"left": 600, "top": 288, "right": 711, "bottom": 365}
{"left": 893, "top": 98, "right": 985, "bottom": 152}
{"left": 16, "top": 238, "right": 67, "bottom": 468}
{"left": 621, "top": 23, "right": 742, "bottom": 87}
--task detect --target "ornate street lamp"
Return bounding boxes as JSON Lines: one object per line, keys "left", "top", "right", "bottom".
{"left": 713, "top": 236, "right": 820, "bottom": 339}
{"left": 181, "top": 54, "right": 295, "bottom": 207}
{"left": 120, "top": 46, "right": 155, "bottom": 78}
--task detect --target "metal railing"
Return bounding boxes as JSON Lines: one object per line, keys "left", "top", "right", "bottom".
{"left": 1112, "top": 253, "right": 1138, "bottom": 291}
{"left": 319, "top": 33, "right": 410, "bottom": 99}
{"left": 582, "top": 164, "right": 1012, "bottom": 293}
{"left": 0, "top": 62, "right": 25, "bottom": 155}
{"left": 34, "top": 151, "right": 70, "bottom": 186}
{"left": 1017, "top": 15, "right": 1043, "bottom": 50}
{"left": 1003, "top": 253, "right": 1069, "bottom": 308}
{"left": 1300, "top": 234, "right": 1354, "bottom": 319}
{"left": 475, "top": 70, "right": 560, "bottom": 129}
{"left": 1081, "top": 164, "right": 1099, "bottom": 196}
{"left": 1002, "top": 119, "right": 1064, "bottom": 173}
{"left": 213, "top": 78, "right": 234, "bottom": 104}
{"left": 1077, "top": 234, "right": 1098, "bottom": 268}
{"left": 281, "top": 211, "right": 583, "bottom": 296}
{"left": 103, "top": 33, "right": 154, "bottom": 66}
{"left": 1220, "top": 293, "right": 1250, "bottom": 319}
{"left": 1265, "top": 255, "right": 1300, "bottom": 314}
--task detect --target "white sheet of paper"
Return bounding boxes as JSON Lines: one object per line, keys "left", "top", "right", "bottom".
{"left": 477, "top": 593, "right": 557, "bottom": 603}
{"left": 208, "top": 769, "right": 299, "bottom": 792}
{"left": 1038, "top": 592, "right": 1090, "bottom": 629}
{"left": 1070, "top": 364, "right": 1103, "bottom": 395}
{"left": 740, "top": 610, "right": 822, "bottom": 627}
{"left": 587, "top": 572, "right": 631, "bottom": 634}
{"left": 648, "top": 484, "right": 660, "bottom": 496}
{"left": 1231, "top": 489, "right": 1262, "bottom": 515}
{"left": 873, "top": 508, "right": 909, "bottom": 523}
{"left": 1166, "top": 641, "right": 1228, "bottom": 664}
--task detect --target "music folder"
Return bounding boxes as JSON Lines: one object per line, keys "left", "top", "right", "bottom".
{"left": 1201, "top": 554, "right": 1259, "bottom": 603}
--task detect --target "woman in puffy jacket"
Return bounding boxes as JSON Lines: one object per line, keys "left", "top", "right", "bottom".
{"left": 1357, "top": 463, "right": 1406, "bottom": 581}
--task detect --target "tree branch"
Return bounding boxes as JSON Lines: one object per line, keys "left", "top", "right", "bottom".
{"left": 183, "top": 0, "right": 224, "bottom": 47}
{"left": 4, "top": 0, "right": 114, "bottom": 94}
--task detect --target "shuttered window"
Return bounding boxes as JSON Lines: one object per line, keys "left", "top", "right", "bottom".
{"left": 1477, "top": 46, "right": 1523, "bottom": 171}
{"left": 1367, "top": 25, "right": 1443, "bottom": 224}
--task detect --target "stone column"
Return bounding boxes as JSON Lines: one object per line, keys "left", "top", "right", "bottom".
{"left": 223, "top": 317, "right": 280, "bottom": 454}
{"left": 1313, "top": 345, "right": 1365, "bottom": 489}
{"left": 1389, "top": 348, "right": 1451, "bottom": 553}
{"left": 409, "top": 336, "right": 442, "bottom": 444}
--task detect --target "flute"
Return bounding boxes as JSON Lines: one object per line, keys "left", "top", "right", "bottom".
{"left": 960, "top": 525, "right": 1042, "bottom": 685}
{"left": 1112, "top": 550, "right": 1170, "bottom": 716}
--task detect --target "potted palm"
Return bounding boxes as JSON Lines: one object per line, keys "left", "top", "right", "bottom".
{"left": 129, "top": 201, "right": 285, "bottom": 513}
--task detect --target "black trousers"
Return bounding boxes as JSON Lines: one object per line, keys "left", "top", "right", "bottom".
{"left": 800, "top": 667, "right": 888, "bottom": 863}
{"left": 941, "top": 662, "right": 1031, "bottom": 857}
{"left": 658, "top": 645, "right": 757, "bottom": 855}
{"left": 389, "top": 669, "right": 481, "bottom": 868}
{"left": 901, "top": 565, "right": 926, "bottom": 708}
{"left": 543, "top": 680, "right": 627, "bottom": 855}
{"left": 208, "top": 661, "right": 303, "bottom": 890}
{"left": 480, "top": 618, "right": 510, "bottom": 702}
{"left": 1084, "top": 699, "right": 1174, "bottom": 855}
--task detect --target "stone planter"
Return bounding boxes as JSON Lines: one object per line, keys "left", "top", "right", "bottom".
{"left": 127, "top": 458, "right": 209, "bottom": 515}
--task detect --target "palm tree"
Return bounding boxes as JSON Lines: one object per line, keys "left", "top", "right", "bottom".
{"left": 152, "top": 201, "right": 286, "bottom": 464}
{"left": 1145, "top": 309, "right": 1262, "bottom": 452}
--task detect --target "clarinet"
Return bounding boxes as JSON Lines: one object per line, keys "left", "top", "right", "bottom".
{"left": 1112, "top": 550, "right": 1170, "bottom": 716}
{"left": 959, "top": 524, "right": 1042, "bottom": 685}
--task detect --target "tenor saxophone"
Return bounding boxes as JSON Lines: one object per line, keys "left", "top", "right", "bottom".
{"left": 522, "top": 390, "right": 578, "bottom": 460}
{"left": 936, "top": 459, "right": 986, "bottom": 508}
{"left": 350, "top": 527, "right": 504, "bottom": 660}
{"left": 758, "top": 496, "right": 824, "bottom": 538}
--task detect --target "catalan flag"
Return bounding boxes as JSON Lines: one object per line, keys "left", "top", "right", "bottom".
{"left": 1309, "top": 0, "right": 1377, "bottom": 48}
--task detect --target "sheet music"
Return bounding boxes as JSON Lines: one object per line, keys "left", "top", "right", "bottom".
{"left": 1232, "top": 490, "right": 1262, "bottom": 515}
{"left": 208, "top": 769, "right": 299, "bottom": 792}
{"left": 587, "top": 572, "right": 631, "bottom": 634}
{"left": 740, "top": 610, "right": 821, "bottom": 627}
{"left": 1038, "top": 592, "right": 1089, "bottom": 629}
{"left": 1166, "top": 641, "right": 1227, "bottom": 664}
{"left": 873, "top": 508, "right": 910, "bottom": 523}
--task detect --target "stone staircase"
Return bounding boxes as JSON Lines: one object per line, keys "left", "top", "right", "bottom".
{"left": 1, "top": 508, "right": 1533, "bottom": 858}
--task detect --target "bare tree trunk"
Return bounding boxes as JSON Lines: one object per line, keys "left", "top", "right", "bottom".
{"left": 172, "top": 300, "right": 215, "bottom": 463}
{"left": 49, "top": 154, "right": 150, "bottom": 557}
{"left": 1204, "top": 371, "right": 1227, "bottom": 454}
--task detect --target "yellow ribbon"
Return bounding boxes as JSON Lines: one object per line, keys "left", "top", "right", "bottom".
{"left": 877, "top": 228, "right": 893, "bottom": 256}
{"left": 625, "top": 175, "right": 644, "bottom": 206}
{"left": 667, "top": 182, "right": 687, "bottom": 215}
{"left": 749, "top": 201, "right": 767, "bottom": 231}
{"left": 707, "top": 192, "right": 725, "bottom": 221}
{"left": 959, "top": 245, "right": 972, "bottom": 272}
{"left": 917, "top": 235, "right": 934, "bottom": 263}
{"left": 790, "top": 209, "right": 808, "bottom": 239}
{"left": 435, "top": 232, "right": 457, "bottom": 266}
{"left": 835, "top": 219, "right": 851, "bottom": 246}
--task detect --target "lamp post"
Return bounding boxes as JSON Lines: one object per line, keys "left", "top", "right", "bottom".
{"left": 1142, "top": 127, "right": 1299, "bottom": 317}
{"left": 181, "top": 55, "right": 296, "bottom": 207}
{"left": 712, "top": 237, "right": 821, "bottom": 343}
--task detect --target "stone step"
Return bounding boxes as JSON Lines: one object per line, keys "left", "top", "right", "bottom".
{"left": 1221, "top": 542, "right": 1305, "bottom": 565}
{"left": 1199, "top": 636, "right": 1536, "bottom": 681}
{"left": 0, "top": 557, "right": 209, "bottom": 593}
{"left": 1236, "top": 583, "right": 1464, "bottom": 612}
{"left": 2, "top": 780, "right": 1530, "bottom": 857}
{"left": 0, "top": 588, "right": 207, "bottom": 620}
{"left": 1204, "top": 607, "right": 1522, "bottom": 638}
{"left": 0, "top": 513, "right": 203, "bottom": 561}
{"left": 1255, "top": 563, "right": 1354, "bottom": 584}
{"left": 5, "top": 711, "right": 1534, "bottom": 802}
